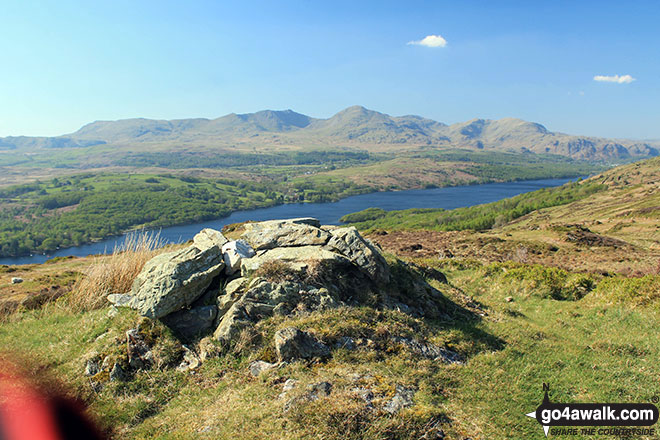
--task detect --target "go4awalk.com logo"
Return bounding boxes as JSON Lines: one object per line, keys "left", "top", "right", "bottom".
{"left": 525, "top": 384, "right": 659, "bottom": 437}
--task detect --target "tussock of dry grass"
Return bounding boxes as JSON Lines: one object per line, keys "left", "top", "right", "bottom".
{"left": 69, "top": 232, "right": 166, "bottom": 312}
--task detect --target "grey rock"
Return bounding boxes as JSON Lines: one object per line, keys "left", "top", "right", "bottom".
{"left": 109, "top": 363, "right": 128, "bottom": 382}
{"left": 176, "top": 345, "right": 201, "bottom": 372}
{"left": 241, "top": 245, "right": 349, "bottom": 276}
{"left": 217, "top": 277, "right": 248, "bottom": 316}
{"left": 107, "top": 293, "right": 133, "bottom": 307}
{"left": 222, "top": 240, "right": 255, "bottom": 275}
{"left": 307, "top": 381, "right": 332, "bottom": 396}
{"left": 335, "top": 336, "right": 356, "bottom": 350}
{"left": 274, "top": 327, "right": 330, "bottom": 362}
{"left": 128, "top": 244, "right": 225, "bottom": 319}
{"left": 214, "top": 279, "right": 337, "bottom": 342}
{"left": 213, "top": 301, "right": 253, "bottom": 341}
{"left": 11, "top": 277, "right": 23, "bottom": 284}
{"left": 193, "top": 228, "right": 229, "bottom": 250}
{"left": 282, "top": 378, "right": 298, "bottom": 393}
{"left": 243, "top": 218, "right": 321, "bottom": 232}
{"left": 242, "top": 222, "right": 330, "bottom": 250}
{"left": 392, "top": 336, "right": 462, "bottom": 364}
{"left": 326, "top": 227, "right": 390, "bottom": 283}
{"left": 84, "top": 355, "right": 101, "bottom": 376}
{"left": 161, "top": 305, "right": 218, "bottom": 340}
{"left": 352, "top": 387, "right": 375, "bottom": 407}
{"left": 126, "top": 328, "right": 153, "bottom": 370}
{"left": 383, "top": 385, "right": 415, "bottom": 414}
{"left": 248, "top": 360, "right": 277, "bottom": 377}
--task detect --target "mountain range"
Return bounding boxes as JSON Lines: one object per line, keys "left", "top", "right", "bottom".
{"left": 1, "top": 106, "right": 657, "bottom": 161}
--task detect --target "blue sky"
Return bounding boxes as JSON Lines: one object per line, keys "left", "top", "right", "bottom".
{"left": 1, "top": 0, "right": 659, "bottom": 139}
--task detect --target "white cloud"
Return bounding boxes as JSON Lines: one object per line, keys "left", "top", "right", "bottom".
{"left": 593, "top": 74, "right": 636, "bottom": 84}
{"left": 407, "top": 34, "right": 447, "bottom": 48}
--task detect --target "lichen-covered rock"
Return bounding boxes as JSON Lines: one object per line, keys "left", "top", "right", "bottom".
{"left": 326, "top": 227, "right": 390, "bottom": 284}
{"left": 217, "top": 277, "right": 249, "bottom": 316}
{"left": 242, "top": 221, "right": 330, "bottom": 250}
{"left": 109, "top": 363, "right": 128, "bottom": 382}
{"left": 242, "top": 218, "right": 321, "bottom": 232}
{"left": 160, "top": 305, "right": 218, "bottom": 340}
{"left": 107, "top": 293, "right": 133, "bottom": 307}
{"left": 241, "top": 245, "right": 350, "bottom": 275}
{"left": 248, "top": 360, "right": 277, "bottom": 377}
{"left": 274, "top": 327, "right": 330, "bottom": 362}
{"left": 84, "top": 354, "right": 101, "bottom": 376}
{"left": 127, "top": 245, "right": 225, "bottom": 318}
{"left": 126, "top": 328, "right": 154, "bottom": 370}
{"left": 213, "top": 301, "right": 253, "bottom": 341}
{"left": 213, "top": 279, "right": 339, "bottom": 342}
{"left": 193, "top": 228, "right": 229, "bottom": 250}
{"left": 222, "top": 240, "right": 255, "bottom": 275}
{"left": 176, "top": 345, "right": 201, "bottom": 372}
{"left": 383, "top": 385, "right": 415, "bottom": 414}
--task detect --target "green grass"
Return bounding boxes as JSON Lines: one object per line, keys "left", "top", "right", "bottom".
{"left": 1, "top": 258, "right": 658, "bottom": 439}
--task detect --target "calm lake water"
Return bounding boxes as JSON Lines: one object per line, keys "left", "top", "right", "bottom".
{"left": 1, "top": 177, "right": 576, "bottom": 266}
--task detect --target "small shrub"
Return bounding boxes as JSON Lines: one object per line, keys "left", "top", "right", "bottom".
{"left": 253, "top": 260, "right": 299, "bottom": 283}
{"left": 591, "top": 275, "right": 660, "bottom": 308}
{"left": 487, "top": 262, "right": 596, "bottom": 301}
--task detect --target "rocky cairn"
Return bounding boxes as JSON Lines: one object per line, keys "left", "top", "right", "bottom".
{"left": 94, "top": 218, "right": 457, "bottom": 416}
{"left": 109, "top": 217, "right": 446, "bottom": 345}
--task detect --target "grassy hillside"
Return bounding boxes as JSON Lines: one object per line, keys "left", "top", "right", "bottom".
{"left": 346, "top": 156, "right": 660, "bottom": 275}
{"left": 0, "top": 245, "right": 659, "bottom": 439}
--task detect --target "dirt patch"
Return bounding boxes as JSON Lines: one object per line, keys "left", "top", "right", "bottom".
{"left": 553, "top": 224, "right": 631, "bottom": 248}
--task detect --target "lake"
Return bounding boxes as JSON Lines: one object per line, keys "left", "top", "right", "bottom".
{"left": 0, "top": 177, "right": 576, "bottom": 265}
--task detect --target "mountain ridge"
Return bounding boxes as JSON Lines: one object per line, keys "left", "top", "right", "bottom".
{"left": 1, "top": 105, "right": 657, "bottom": 160}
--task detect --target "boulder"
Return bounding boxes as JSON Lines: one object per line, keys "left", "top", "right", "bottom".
{"left": 326, "top": 227, "right": 390, "bottom": 284}
{"left": 274, "top": 327, "right": 330, "bottom": 362}
{"left": 160, "top": 305, "right": 218, "bottom": 340}
{"left": 127, "top": 245, "right": 225, "bottom": 319}
{"left": 217, "top": 277, "right": 249, "bottom": 316}
{"left": 242, "top": 218, "right": 321, "bottom": 231}
{"left": 241, "top": 246, "right": 350, "bottom": 275}
{"left": 11, "top": 277, "right": 23, "bottom": 284}
{"left": 242, "top": 222, "right": 330, "bottom": 250}
{"left": 214, "top": 279, "right": 338, "bottom": 342}
{"left": 222, "top": 240, "right": 255, "bottom": 275}
{"left": 193, "top": 228, "right": 229, "bottom": 250}
{"left": 213, "top": 301, "right": 253, "bottom": 341}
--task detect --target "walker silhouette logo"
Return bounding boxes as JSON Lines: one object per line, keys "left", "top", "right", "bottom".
{"left": 525, "top": 384, "right": 659, "bottom": 437}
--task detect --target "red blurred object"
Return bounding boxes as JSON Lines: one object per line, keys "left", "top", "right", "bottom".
{"left": 0, "top": 361, "right": 105, "bottom": 440}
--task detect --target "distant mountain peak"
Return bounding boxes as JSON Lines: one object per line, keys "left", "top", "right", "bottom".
{"left": 0, "top": 106, "right": 656, "bottom": 160}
